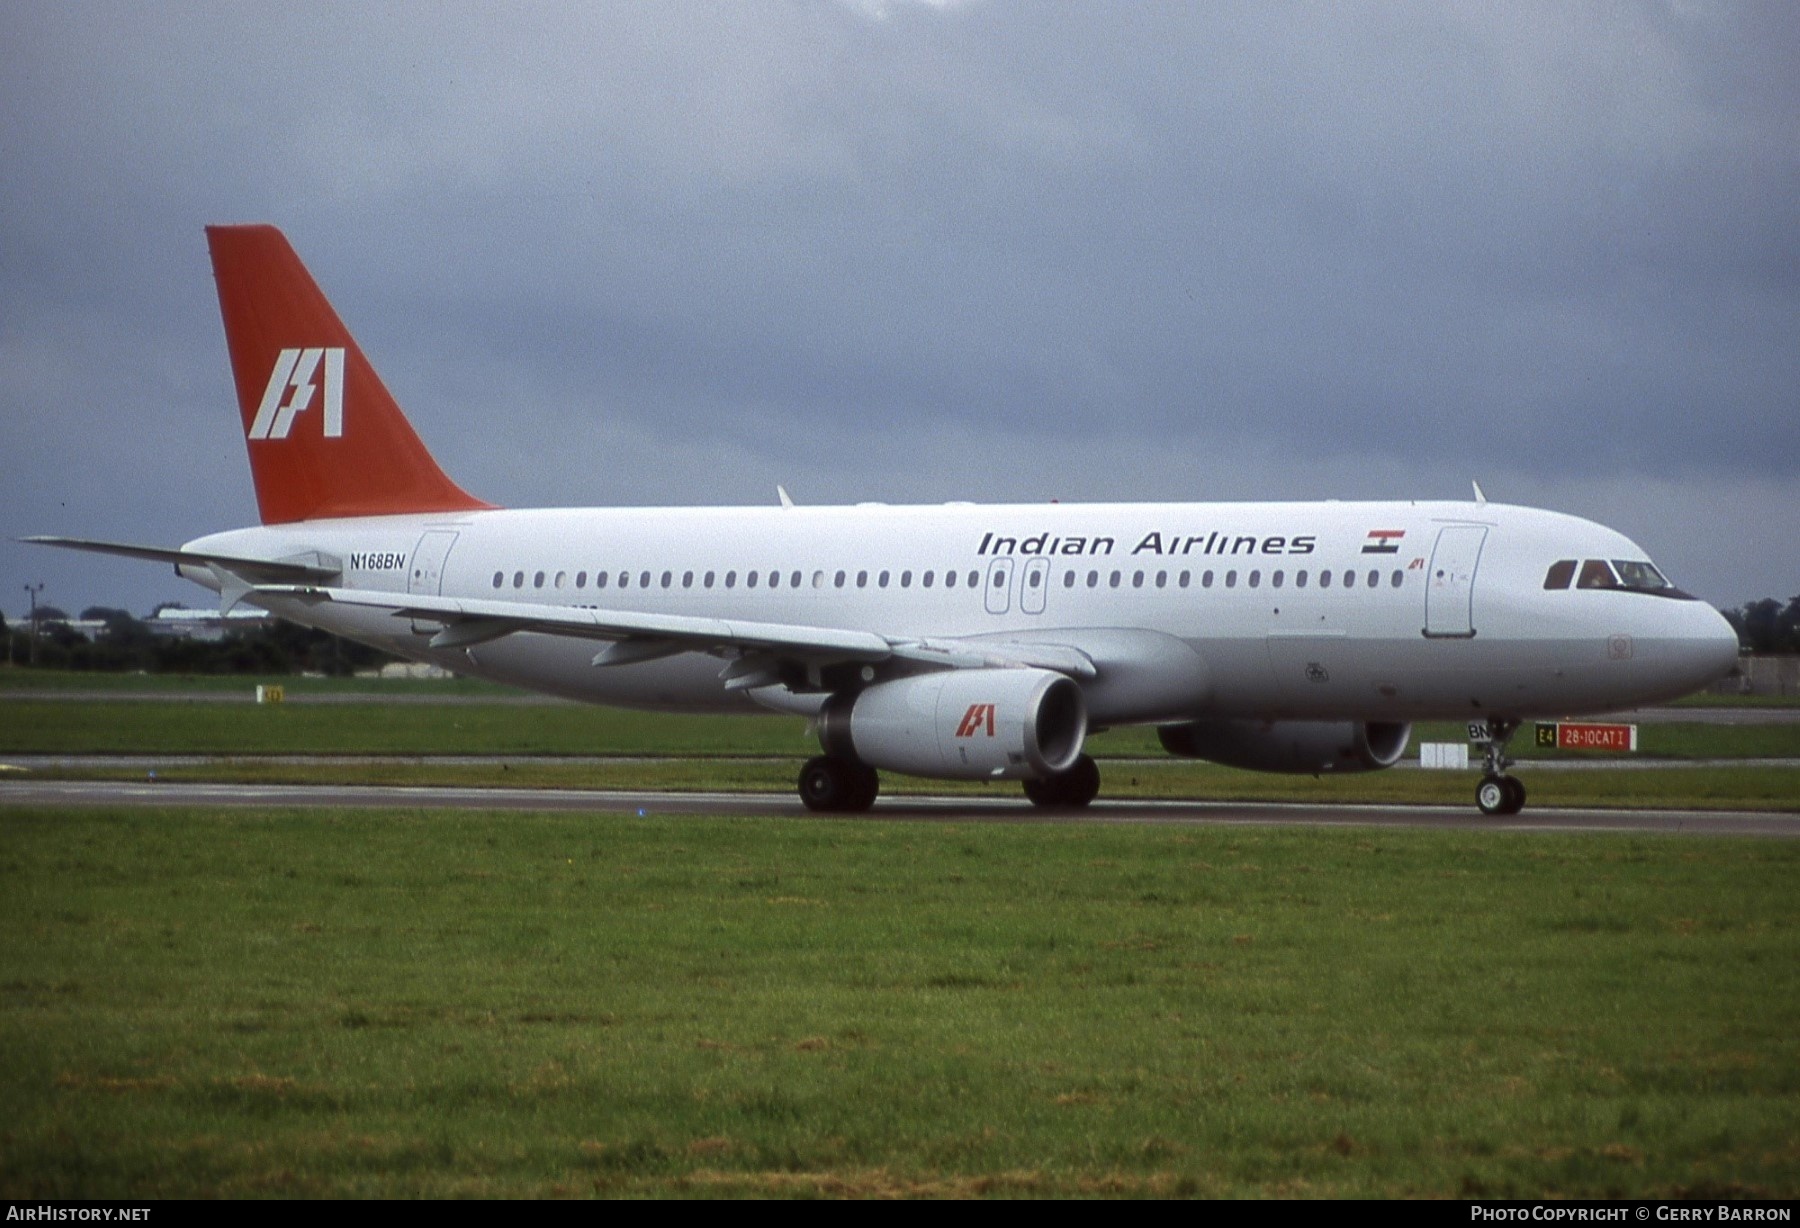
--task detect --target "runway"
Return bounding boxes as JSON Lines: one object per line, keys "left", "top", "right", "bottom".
{"left": 6, "top": 752, "right": 1799, "bottom": 772}
{"left": 4, "top": 777, "right": 1793, "bottom": 838}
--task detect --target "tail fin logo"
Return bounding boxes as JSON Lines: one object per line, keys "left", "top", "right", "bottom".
{"left": 247, "top": 347, "right": 345, "bottom": 440}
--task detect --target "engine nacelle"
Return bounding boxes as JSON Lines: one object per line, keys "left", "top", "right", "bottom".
{"left": 1158, "top": 719, "right": 1411, "bottom": 774}
{"left": 821, "top": 668, "right": 1087, "bottom": 780}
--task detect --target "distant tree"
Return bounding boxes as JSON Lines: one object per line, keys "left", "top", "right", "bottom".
{"left": 1724, "top": 596, "right": 1800, "bottom": 655}
{"left": 80, "top": 606, "right": 135, "bottom": 624}
{"left": 32, "top": 605, "right": 69, "bottom": 625}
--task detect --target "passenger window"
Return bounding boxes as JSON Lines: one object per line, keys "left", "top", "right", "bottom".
{"left": 1343, "top": 570, "right": 1355, "bottom": 589}
{"left": 857, "top": 570, "right": 868, "bottom": 588}
{"left": 813, "top": 570, "right": 825, "bottom": 589}
{"left": 1202, "top": 570, "right": 1213, "bottom": 588}
{"left": 1063, "top": 571, "right": 1075, "bottom": 588}
{"left": 879, "top": 571, "right": 890, "bottom": 588}
{"left": 1087, "top": 570, "right": 1099, "bottom": 588}
{"left": 1225, "top": 570, "right": 1237, "bottom": 589}
{"left": 1367, "top": 570, "right": 1379, "bottom": 588}
{"left": 900, "top": 570, "right": 912, "bottom": 588}
{"left": 555, "top": 571, "right": 566, "bottom": 588}
{"left": 534, "top": 571, "right": 545, "bottom": 588}
{"left": 577, "top": 571, "right": 587, "bottom": 588}
{"left": 1109, "top": 571, "right": 1121, "bottom": 588}
{"left": 1390, "top": 570, "right": 1403, "bottom": 588}
{"left": 1319, "top": 571, "right": 1330, "bottom": 589}
{"left": 705, "top": 571, "right": 715, "bottom": 588}
{"left": 767, "top": 570, "right": 779, "bottom": 589}
{"left": 639, "top": 571, "right": 651, "bottom": 589}
{"left": 1578, "top": 559, "right": 1618, "bottom": 589}
{"left": 492, "top": 571, "right": 503, "bottom": 589}
{"left": 834, "top": 570, "right": 846, "bottom": 588}
{"left": 619, "top": 572, "right": 630, "bottom": 589}
{"left": 1295, "top": 571, "right": 1307, "bottom": 588}
{"left": 1156, "top": 570, "right": 1167, "bottom": 588}
{"left": 967, "top": 570, "right": 979, "bottom": 588}
{"left": 660, "top": 571, "right": 672, "bottom": 588}
{"left": 1248, "top": 570, "right": 1260, "bottom": 588}
{"left": 1544, "top": 560, "right": 1577, "bottom": 590}
{"left": 747, "top": 571, "right": 758, "bottom": 589}
{"left": 725, "top": 571, "right": 736, "bottom": 588}
{"left": 946, "top": 570, "right": 958, "bottom": 588}
{"left": 1178, "top": 571, "right": 1190, "bottom": 588}
{"left": 1132, "top": 571, "right": 1144, "bottom": 588}
{"left": 682, "top": 571, "right": 694, "bottom": 588}
{"left": 596, "top": 572, "right": 609, "bottom": 590}
{"left": 790, "top": 571, "right": 801, "bottom": 588}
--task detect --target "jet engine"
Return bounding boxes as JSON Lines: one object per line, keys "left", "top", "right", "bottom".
{"left": 820, "top": 668, "right": 1087, "bottom": 780}
{"left": 1157, "top": 718, "right": 1411, "bottom": 774}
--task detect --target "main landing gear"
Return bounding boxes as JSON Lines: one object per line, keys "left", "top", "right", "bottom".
{"left": 796, "top": 753, "right": 1104, "bottom": 813}
{"left": 1022, "top": 754, "right": 1102, "bottom": 810}
{"left": 1474, "top": 718, "right": 1527, "bottom": 816}
{"left": 798, "top": 755, "right": 879, "bottom": 813}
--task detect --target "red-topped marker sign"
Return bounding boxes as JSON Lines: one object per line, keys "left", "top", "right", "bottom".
{"left": 1535, "top": 722, "right": 1638, "bottom": 752}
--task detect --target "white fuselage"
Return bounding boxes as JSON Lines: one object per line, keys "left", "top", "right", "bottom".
{"left": 181, "top": 498, "right": 1739, "bottom": 727}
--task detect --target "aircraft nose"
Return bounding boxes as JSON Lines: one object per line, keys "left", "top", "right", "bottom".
{"left": 1679, "top": 604, "right": 1742, "bottom": 690}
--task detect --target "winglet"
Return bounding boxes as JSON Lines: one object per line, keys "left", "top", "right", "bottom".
{"left": 207, "top": 225, "right": 495, "bottom": 525}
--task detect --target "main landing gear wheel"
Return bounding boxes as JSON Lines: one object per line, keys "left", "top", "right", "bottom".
{"left": 1023, "top": 754, "right": 1101, "bottom": 810}
{"left": 798, "top": 755, "right": 879, "bottom": 813}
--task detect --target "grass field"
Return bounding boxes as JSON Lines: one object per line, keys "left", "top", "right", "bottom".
{"left": 3, "top": 806, "right": 1797, "bottom": 1198}
{"left": 3, "top": 675, "right": 1797, "bottom": 1197}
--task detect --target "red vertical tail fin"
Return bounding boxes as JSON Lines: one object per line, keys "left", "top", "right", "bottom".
{"left": 206, "top": 224, "right": 495, "bottom": 525}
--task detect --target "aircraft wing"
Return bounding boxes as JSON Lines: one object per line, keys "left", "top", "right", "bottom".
{"left": 256, "top": 585, "right": 1099, "bottom": 681}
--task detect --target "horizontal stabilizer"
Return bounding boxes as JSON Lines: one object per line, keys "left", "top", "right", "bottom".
{"left": 22, "top": 536, "right": 339, "bottom": 581}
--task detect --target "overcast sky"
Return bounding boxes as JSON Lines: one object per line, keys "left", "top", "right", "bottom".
{"left": 4, "top": 1, "right": 1797, "bottom": 621}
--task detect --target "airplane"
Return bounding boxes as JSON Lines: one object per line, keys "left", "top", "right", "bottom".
{"left": 28, "top": 225, "right": 1741, "bottom": 816}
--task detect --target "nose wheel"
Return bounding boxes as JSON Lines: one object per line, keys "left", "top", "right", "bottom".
{"left": 1473, "top": 718, "right": 1527, "bottom": 815}
{"left": 1476, "top": 773, "right": 1527, "bottom": 816}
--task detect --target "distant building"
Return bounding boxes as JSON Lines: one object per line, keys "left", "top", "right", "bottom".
{"left": 146, "top": 607, "right": 273, "bottom": 642}
{"left": 1710, "top": 656, "right": 1799, "bottom": 697}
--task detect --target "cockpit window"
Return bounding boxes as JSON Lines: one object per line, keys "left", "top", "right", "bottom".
{"left": 1555, "top": 556, "right": 1695, "bottom": 599}
{"left": 1613, "top": 560, "right": 1668, "bottom": 590}
{"left": 1577, "top": 559, "right": 1618, "bottom": 589}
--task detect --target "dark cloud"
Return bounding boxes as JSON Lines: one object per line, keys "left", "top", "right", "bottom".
{"left": 4, "top": 1, "right": 1796, "bottom": 617}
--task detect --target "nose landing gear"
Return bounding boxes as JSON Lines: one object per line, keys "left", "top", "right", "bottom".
{"left": 1474, "top": 718, "right": 1527, "bottom": 815}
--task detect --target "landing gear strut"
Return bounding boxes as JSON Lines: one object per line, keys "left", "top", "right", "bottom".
{"left": 1023, "top": 754, "right": 1101, "bottom": 810}
{"left": 1474, "top": 718, "right": 1527, "bottom": 816}
{"left": 798, "top": 754, "right": 879, "bottom": 813}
